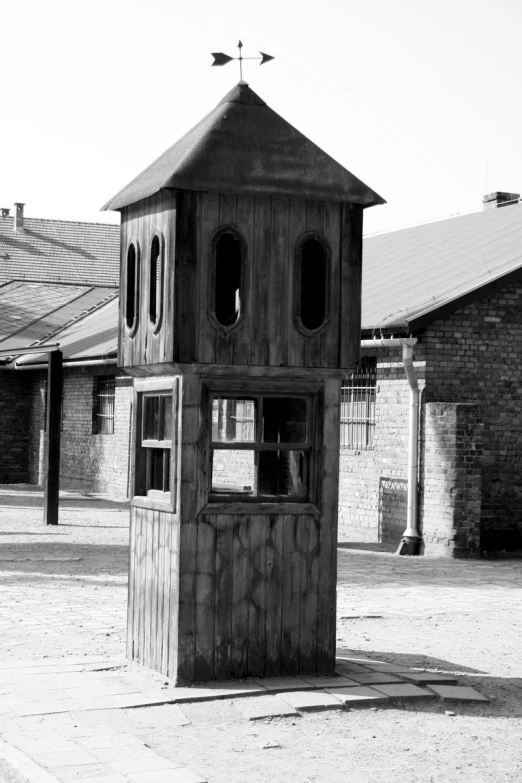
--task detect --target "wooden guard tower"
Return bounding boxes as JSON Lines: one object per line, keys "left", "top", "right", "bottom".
{"left": 103, "top": 82, "right": 384, "bottom": 683}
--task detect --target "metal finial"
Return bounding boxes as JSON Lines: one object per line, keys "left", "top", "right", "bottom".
{"left": 211, "top": 41, "right": 274, "bottom": 81}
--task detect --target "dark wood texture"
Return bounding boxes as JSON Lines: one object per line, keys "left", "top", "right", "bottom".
{"left": 44, "top": 350, "right": 62, "bottom": 526}
{"left": 120, "top": 191, "right": 362, "bottom": 372}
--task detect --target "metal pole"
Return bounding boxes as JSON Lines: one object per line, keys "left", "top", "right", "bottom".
{"left": 43, "top": 350, "right": 62, "bottom": 525}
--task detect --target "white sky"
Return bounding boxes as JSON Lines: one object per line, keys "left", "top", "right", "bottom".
{"left": 2, "top": 0, "right": 521, "bottom": 235}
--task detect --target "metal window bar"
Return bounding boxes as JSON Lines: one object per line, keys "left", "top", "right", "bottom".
{"left": 340, "top": 360, "right": 376, "bottom": 449}
{"left": 95, "top": 378, "right": 115, "bottom": 435}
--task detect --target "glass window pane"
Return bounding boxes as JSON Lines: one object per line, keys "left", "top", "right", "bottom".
{"left": 262, "top": 398, "right": 307, "bottom": 443}
{"left": 211, "top": 449, "right": 256, "bottom": 494}
{"left": 143, "top": 396, "right": 160, "bottom": 440}
{"left": 212, "top": 398, "right": 256, "bottom": 442}
{"left": 162, "top": 396, "right": 172, "bottom": 440}
{"left": 148, "top": 449, "right": 170, "bottom": 493}
{"left": 258, "top": 450, "right": 308, "bottom": 497}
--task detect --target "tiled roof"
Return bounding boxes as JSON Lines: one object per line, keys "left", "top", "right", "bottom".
{"left": 104, "top": 82, "right": 384, "bottom": 211}
{"left": 15, "top": 297, "right": 118, "bottom": 365}
{"left": 0, "top": 216, "right": 120, "bottom": 287}
{"left": 0, "top": 283, "right": 117, "bottom": 350}
{"left": 362, "top": 202, "right": 522, "bottom": 332}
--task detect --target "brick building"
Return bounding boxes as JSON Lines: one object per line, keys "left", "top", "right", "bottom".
{"left": 339, "top": 193, "right": 522, "bottom": 557}
{"left": 0, "top": 205, "right": 125, "bottom": 493}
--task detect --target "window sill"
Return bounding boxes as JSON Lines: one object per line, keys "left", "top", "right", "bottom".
{"left": 201, "top": 501, "right": 321, "bottom": 516}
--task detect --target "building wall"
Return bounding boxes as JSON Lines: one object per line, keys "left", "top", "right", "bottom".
{"left": 338, "top": 348, "right": 424, "bottom": 545}
{"left": 339, "top": 277, "right": 522, "bottom": 555}
{"left": 27, "top": 366, "right": 133, "bottom": 496}
{"left": 0, "top": 371, "right": 32, "bottom": 482}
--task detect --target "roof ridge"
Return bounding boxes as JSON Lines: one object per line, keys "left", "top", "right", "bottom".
{"left": 0, "top": 216, "right": 119, "bottom": 229}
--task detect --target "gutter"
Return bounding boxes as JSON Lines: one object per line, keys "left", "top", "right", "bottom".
{"left": 360, "top": 337, "right": 421, "bottom": 555}
{"left": 13, "top": 357, "right": 117, "bottom": 370}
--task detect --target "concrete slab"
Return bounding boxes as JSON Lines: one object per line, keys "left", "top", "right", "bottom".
{"left": 280, "top": 690, "right": 344, "bottom": 712}
{"left": 370, "top": 683, "right": 436, "bottom": 700}
{"left": 326, "top": 686, "right": 390, "bottom": 705}
{"left": 252, "top": 677, "right": 314, "bottom": 692}
{"left": 234, "top": 695, "right": 300, "bottom": 720}
{"left": 204, "top": 680, "right": 267, "bottom": 698}
{"left": 345, "top": 672, "right": 403, "bottom": 685}
{"left": 428, "top": 685, "right": 490, "bottom": 702}
{"left": 128, "top": 769, "right": 207, "bottom": 783}
{"left": 301, "top": 675, "right": 359, "bottom": 688}
{"left": 399, "top": 672, "right": 458, "bottom": 685}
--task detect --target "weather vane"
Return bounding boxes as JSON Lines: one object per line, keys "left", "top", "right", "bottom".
{"left": 211, "top": 40, "right": 274, "bottom": 81}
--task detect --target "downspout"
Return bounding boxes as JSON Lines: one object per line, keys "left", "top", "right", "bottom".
{"left": 360, "top": 337, "right": 421, "bottom": 554}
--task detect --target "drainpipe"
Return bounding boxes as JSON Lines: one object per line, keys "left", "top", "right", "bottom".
{"left": 360, "top": 337, "right": 421, "bottom": 554}
{"left": 12, "top": 358, "right": 118, "bottom": 370}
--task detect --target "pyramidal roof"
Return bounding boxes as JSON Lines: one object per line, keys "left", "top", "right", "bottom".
{"left": 103, "top": 82, "right": 385, "bottom": 211}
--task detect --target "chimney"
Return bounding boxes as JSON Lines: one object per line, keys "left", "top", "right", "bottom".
{"left": 1, "top": 208, "right": 10, "bottom": 218}
{"left": 14, "top": 202, "right": 25, "bottom": 231}
{"left": 482, "top": 192, "right": 520, "bottom": 210}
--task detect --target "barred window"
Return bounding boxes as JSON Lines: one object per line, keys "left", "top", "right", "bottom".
{"left": 340, "top": 358, "right": 377, "bottom": 449}
{"left": 93, "top": 377, "right": 115, "bottom": 435}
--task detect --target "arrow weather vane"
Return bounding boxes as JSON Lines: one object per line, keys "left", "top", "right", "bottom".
{"left": 211, "top": 40, "right": 274, "bottom": 81}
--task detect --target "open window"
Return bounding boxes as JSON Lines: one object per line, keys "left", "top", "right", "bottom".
{"left": 133, "top": 378, "right": 179, "bottom": 509}
{"left": 148, "top": 232, "right": 164, "bottom": 331}
{"left": 294, "top": 233, "right": 330, "bottom": 334}
{"left": 210, "top": 228, "right": 245, "bottom": 330}
{"left": 209, "top": 393, "right": 316, "bottom": 502}
{"left": 125, "top": 240, "right": 140, "bottom": 334}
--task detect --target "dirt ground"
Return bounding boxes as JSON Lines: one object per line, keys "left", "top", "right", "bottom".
{"left": 0, "top": 484, "right": 521, "bottom": 782}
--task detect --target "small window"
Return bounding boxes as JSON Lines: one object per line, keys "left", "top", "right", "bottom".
{"left": 295, "top": 235, "right": 329, "bottom": 333}
{"left": 210, "top": 395, "right": 311, "bottom": 501}
{"left": 125, "top": 241, "right": 140, "bottom": 332}
{"left": 214, "top": 231, "right": 243, "bottom": 328}
{"left": 149, "top": 233, "right": 164, "bottom": 330}
{"left": 138, "top": 391, "right": 172, "bottom": 499}
{"left": 340, "top": 358, "right": 377, "bottom": 449}
{"left": 93, "top": 377, "right": 115, "bottom": 435}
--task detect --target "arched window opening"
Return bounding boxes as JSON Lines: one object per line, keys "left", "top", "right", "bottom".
{"left": 300, "top": 238, "right": 327, "bottom": 331}
{"left": 149, "top": 234, "right": 163, "bottom": 329}
{"left": 215, "top": 232, "right": 242, "bottom": 327}
{"left": 126, "top": 242, "right": 139, "bottom": 331}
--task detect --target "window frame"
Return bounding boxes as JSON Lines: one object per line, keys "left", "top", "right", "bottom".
{"left": 132, "top": 377, "right": 180, "bottom": 513}
{"left": 203, "top": 379, "right": 323, "bottom": 511}
{"left": 125, "top": 238, "right": 140, "bottom": 336}
{"left": 293, "top": 231, "right": 331, "bottom": 336}
{"left": 208, "top": 225, "right": 247, "bottom": 333}
{"left": 148, "top": 230, "right": 164, "bottom": 334}
{"left": 340, "top": 357, "right": 377, "bottom": 450}
{"left": 92, "top": 376, "right": 116, "bottom": 435}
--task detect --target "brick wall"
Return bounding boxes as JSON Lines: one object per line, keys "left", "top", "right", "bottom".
{"left": 0, "top": 371, "right": 31, "bottom": 482}
{"left": 424, "top": 279, "right": 522, "bottom": 539}
{"left": 338, "top": 348, "right": 425, "bottom": 545}
{"left": 339, "top": 277, "right": 522, "bottom": 556}
{"left": 27, "top": 366, "right": 133, "bottom": 496}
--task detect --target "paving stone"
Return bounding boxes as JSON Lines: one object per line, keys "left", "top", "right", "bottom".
{"left": 370, "top": 683, "right": 436, "bottom": 700}
{"left": 76, "top": 732, "right": 146, "bottom": 749}
{"left": 127, "top": 769, "right": 207, "bottom": 783}
{"left": 334, "top": 662, "right": 373, "bottom": 674}
{"left": 127, "top": 704, "right": 191, "bottom": 727}
{"left": 90, "top": 744, "right": 166, "bottom": 763}
{"left": 1, "top": 731, "right": 80, "bottom": 754}
{"left": 166, "top": 687, "right": 216, "bottom": 703}
{"left": 428, "top": 685, "right": 489, "bottom": 702}
{"left": 109, "top": 755, "right": 186, "bottom": 774}
{"left": 67, "top": 777, "right": 128, "bottom": 783}
{"left": 345, "top": 672, "right": 403, "bottom": 685}
{"left": 30, "top": 748, "right": 98, "bottom": 767}
{"left": 252, "top": 677, "right": 314, "bottom": 693}
{"left": 204, "top": 679, "right": 267, "bottom": 698}
{"left": 48, "top": 762, "right": 112, "bottom": 781}
{"left": 234, "top": 694, "right": 300, "bottom": 720}
{"left": 362, "top": 663, "right": 421, "bottom": 673}
{"left": 14, "top": 700, "right": 70, "bottom": 717}
{"left": 399, "top": 672, "right": 458, "bottom": 685}
{"left": 280, "top": 690, "right": 344, "bottom": 712}
{"left": 326, "top": 686, "right": 390, "bottom": 705}
{"left": 301, "top": 675, "right": 359, "bottom": 689}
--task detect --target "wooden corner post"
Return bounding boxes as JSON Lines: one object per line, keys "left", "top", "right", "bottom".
{"left": 44, "top": 350, "right": 62, "bottom": 526}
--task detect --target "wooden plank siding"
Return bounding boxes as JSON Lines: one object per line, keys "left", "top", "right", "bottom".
{"left": 127, "top": 506, "right": 176, "bottom": 673}
{"left": 120, "top": 191, "right": 362, "bottom": 373}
